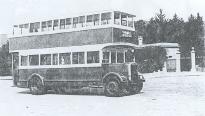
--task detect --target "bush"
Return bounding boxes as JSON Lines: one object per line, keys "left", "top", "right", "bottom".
{"left": 135, "top": 46, "right": 167, "bottom": 73}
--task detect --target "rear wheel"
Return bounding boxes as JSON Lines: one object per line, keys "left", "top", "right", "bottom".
{"left": 28, "top": 76, "right": 46, "bottom": 95}
{"left": 105, "top": 80, "right": 122, "bottom": 97}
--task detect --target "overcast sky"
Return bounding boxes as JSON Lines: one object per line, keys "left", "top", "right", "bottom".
{"left": 0, "top": 0, "right": 205, "bottom": 34}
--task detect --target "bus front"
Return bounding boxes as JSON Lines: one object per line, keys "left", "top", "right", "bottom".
{"left": 101, "top": 44, "right": 145, "bottom": 96}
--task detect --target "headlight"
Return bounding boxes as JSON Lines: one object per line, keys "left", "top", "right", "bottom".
{"left": 139, "top": 75, "right": 145, "bottom": 80}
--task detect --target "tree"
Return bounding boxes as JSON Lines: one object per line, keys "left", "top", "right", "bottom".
{"left": 165, "top": 14, "right": 185, "bottom": 43}
{"left": 0, "top": 42, "right": 11, "bottom": 76}
{"left": 134, "top": 20, "right": 147, "bottom": 44}
{"left": 143, "top": 9, "right": 168, "bottom": 43}
{"left": 181, "top": 13, "right": 204, "bottom": 57}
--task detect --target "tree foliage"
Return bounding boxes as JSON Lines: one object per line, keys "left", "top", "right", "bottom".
{"left": 0, "top": 42, "right": 11, "bottom": 76}
{"left": 134, "top": 9, "right": 204, "bottom": 57}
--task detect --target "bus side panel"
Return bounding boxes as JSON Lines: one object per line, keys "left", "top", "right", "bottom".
{"left": 18, "top": 67, "right": 104, "bottom": 87}
{"left": 18, "top": 64, "right": 129, "bottom": 88}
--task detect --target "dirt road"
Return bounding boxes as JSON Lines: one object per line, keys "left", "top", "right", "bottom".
{"left": 0, "top": 73, "right": 204, "bottom": 116}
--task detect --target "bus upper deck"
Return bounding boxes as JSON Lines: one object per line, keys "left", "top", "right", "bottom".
{"left": 11, "top": 11, "right": 135, "bottom": 37}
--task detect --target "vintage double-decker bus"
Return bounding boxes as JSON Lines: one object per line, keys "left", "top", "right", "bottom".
{"left": 9, "top": 10, "right": 145, "bottom": 97}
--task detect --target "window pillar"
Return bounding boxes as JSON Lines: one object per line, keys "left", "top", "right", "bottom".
{"left": 38, "top": 54, "right": 40, "bottom": 66}
{"left": 126, "top": 15, "right": 128, "bottom": 26}
{"left": 85, "top": 51, "right": 87, "bottom": 64}
{"left": 111, "top": 12, "right": 114, "bottom": 25}
{"left": 51, "top": 54, "right": 53, "bottom": 65}
{"left": 120, "top": 13, "right": 122, "bottom": 26}
{"left": 52, "top": 20, "right": 54, "bottom": 31}
{"left": 99, "top": 13, "right": 102, "bottom": 26}
{"left": 70, "top": 52, "right": 72, "bottom": 64}
{"left": 109, "top": 51, "right": 111, "bottom": 63}
{"left": 40, "top": 22, "right": 42, "bottom": 32}
{"left": 132, "top": 17, "right": 134, "bottom": 28}
{"left": 85, "top": 16, "right": 87, "bottom": 28}
{"left": 124, "top": 51, "right": 126, "bottom": 63}
{"left": 115, "top": 52, "right": 117, "bottom": 63}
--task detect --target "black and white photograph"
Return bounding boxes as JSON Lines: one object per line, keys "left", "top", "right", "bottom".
{"left": 0, "top": 0, "right": 205, "bottom": 116}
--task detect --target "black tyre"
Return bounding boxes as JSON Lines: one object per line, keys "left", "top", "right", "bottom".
{"left": 128, "top": 82, "right": 143, "bottom": 95}
{"left": 105, "top": 80, "right": 121, "bottom": 97}
{"left": 28, "top": 76, "right": 46, "bottom": 95}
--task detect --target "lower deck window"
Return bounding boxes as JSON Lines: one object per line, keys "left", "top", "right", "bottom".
{"left": 40, "top": 54, "right": 51, "bottom": 65}
{"left": 72, "top": 52, "right": 84, "bottom": 64}
{"left": 29, "top": 55, "right": 39, "bottom": 66}
{"left": 21, "top": 56, "right": 28, "bottom": 66}
{"left": 87, "top": 51, "right": 99, "bottom": 63}
{"left": 59, "top": 53, "right": 71, "bottom": 65}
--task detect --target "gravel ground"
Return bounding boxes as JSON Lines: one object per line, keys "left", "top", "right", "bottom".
{"left": 0, "top": 73, "right": 205, "bottom": 116}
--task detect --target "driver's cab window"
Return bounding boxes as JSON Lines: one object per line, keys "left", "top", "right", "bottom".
{"left": 111, "top": 51, "right": 116, "bottom": 63}
{"left": 103, "top": 52, "right": 110, "bottom": 63}
{"left": 125, "top": 50, "right": 134, "bottom": 62}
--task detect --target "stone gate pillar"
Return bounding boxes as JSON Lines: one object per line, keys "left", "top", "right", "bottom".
{"left": 191, "top": 47, "right": 196, "bottom": 72}
{"left": 176, "top": 50, "right": 181, "bottom": 72}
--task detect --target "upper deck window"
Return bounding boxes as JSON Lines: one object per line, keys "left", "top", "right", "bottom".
{"left": 41, "top": 21, "right": 47, "bottom": 31}
{"left": 93, "top": 14, "right": 100, "bottom": 26}
{"left": 101, "top": 12, "right": 111, "bottom": 25}
{"left": 86, "top": 15, "right": 93, "bottom": 27}
{"left": 65, "top": 18, "right": 72, "bottom": 29}
{"left": 19, "top": 24, "right": 29, "bottom": 34}
{"left": 73, "top": 17, "right": 78, "bottom": 28}
{"left": 47, "top": 20, "right": 52, "bottom": 31}
{"left": 79, "top": 16, "right": 85, "bottom": 27}
{"left": 60, "top": 19, "right": 66, "bottom": 29}
{"left": 121, "top": 14, "right": 127, "bottom": 26}
{"left": 114, "top": 13, "right": 120, "bottom": 25}
{"left": 42, "top": 20, "right": 52, "bottom": 31}
{"left": 53, "top": 20, "right": 59, "bottom": 30}
{"left": 128, "top": 16, "right": 134, "bottom": 27}
{"left": 30, "top": 22, "right": 40, "bottom": 33}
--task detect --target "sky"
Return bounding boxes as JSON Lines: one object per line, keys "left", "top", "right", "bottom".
{"left": 0, "top": 0, "right": 205, "bottom": 34}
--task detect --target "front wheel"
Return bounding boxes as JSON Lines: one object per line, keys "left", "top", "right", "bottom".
{"left": 104, "top": 80, "right": 122, "bottom": 97}
{"left": 28, "top": 76, "right": 46, "bottom": 95}
{"left": 128, "top": 82, "right": 143, "bottom": 95}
